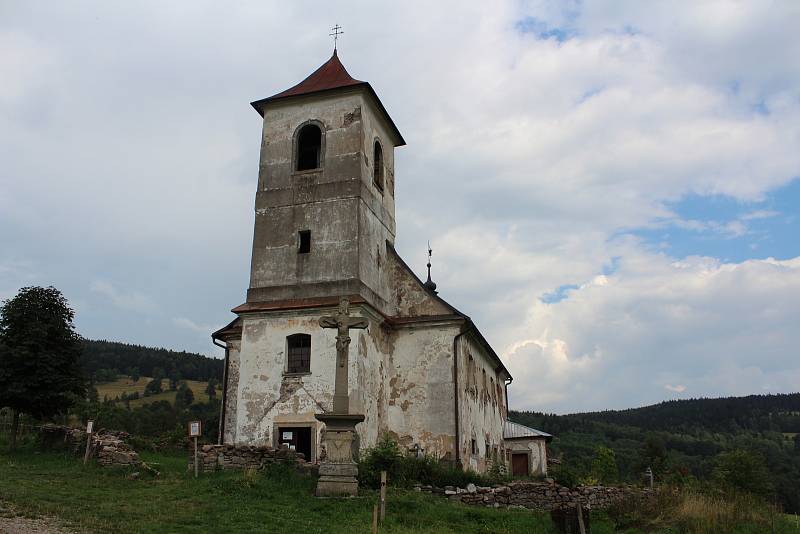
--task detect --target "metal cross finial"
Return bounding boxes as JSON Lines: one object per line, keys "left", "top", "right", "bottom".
{"left": 424, "top": 241, "right": 438, "bottom": 293}
{"left": 330, "top": 24, "right": 344, "bottom": 50}
{"left": 427, "top": 241, "right": 433, "bottom": 272}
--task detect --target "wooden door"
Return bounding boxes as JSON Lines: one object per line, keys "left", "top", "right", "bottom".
{"left": 511, "top": 453, "right": 529, "bottom": 476}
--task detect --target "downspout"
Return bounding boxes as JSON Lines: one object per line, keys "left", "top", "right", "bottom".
{"left": 213, "top": 337, "right": 229, "bottom": 445}
{"left": 453, "top": 324, "right": 469, "bottom": 469}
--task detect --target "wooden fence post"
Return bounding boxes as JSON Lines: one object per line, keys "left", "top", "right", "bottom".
{"left": 371, "top": 504, "right": 378, "bottom": 534}
{"left": 83, "top": 420, "right": 94, "bottom": 466}
{"left": 380, "top": 470, "right": 387, "bottom": 523}
{"left": 194, "top": 436, "right": 199, "bottom": 478}
{"left": 577, "top": 502, "right": 586, "bottom": 534}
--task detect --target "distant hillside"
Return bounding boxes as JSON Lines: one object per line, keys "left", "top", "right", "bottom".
{"left": 510, "top": 393, "right": 800, "bottom": 513}
{"left": 80, "top": 339, "right": 223, "bottom": 383}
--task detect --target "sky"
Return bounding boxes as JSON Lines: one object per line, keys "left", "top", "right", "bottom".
{"left": 1, "top": 1, "right": 799, "bottom": 414}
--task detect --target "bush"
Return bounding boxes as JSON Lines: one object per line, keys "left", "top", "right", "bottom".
{"left": 358, "top": 435, "right": 507, "bottom": 489}
{"left": 549, "top": 463, "right": 582, "bottom": 488}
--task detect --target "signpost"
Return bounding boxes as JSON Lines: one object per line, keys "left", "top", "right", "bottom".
{"left": 83, "top": 420, "right": 94, "bottom": 465}
{"left": 380, "top": 471, "right": 387, "bottom": 523}
{"left": 189, "top": 421, "right": 202, "bottom": 478}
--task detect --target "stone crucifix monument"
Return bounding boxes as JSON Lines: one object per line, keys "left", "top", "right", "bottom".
{"left": 314, "top": 297, "right": 369, "bottom": 497}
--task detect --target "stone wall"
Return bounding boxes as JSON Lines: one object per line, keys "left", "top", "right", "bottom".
{"left": 93, "top": 432, "right": 141, "bottom": 468}
{"left": 420, "top": 479, "right": 644, "bottom": 511}
{"left": 39, "top": 425, "right": 141, "bottom": 469}
{"left": 192, "top": 443, "right": 307, "bottom": 474}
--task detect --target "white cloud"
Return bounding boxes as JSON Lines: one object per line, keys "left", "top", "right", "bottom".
{"left": 172, "top": 317, "right": 219, "bottom": 335}
{"left": 1, "top": 1, "right": 798, "bottom": 408}
{"left": 90, "top": 281, "right": 157, "bottom": 315}
{"left": 505, "top": 254, "right": 800, "bottom": 412}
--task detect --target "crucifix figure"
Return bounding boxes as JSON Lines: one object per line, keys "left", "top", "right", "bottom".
{"left": 319, "top": 297, "right": 368, "bottom": 414}
{"left": 314, "top": 297, "right": 368, "bottom": 497}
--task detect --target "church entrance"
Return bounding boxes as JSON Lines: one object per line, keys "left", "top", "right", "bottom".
{"left": 511, "top": 452, "right": 529, "bottom": 477}
{"left": 277, "top": 426, "right": 312, "bottom": 462}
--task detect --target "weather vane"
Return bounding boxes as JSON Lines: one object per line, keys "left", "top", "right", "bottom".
{"left": 330, "top": 24, "right": 344, "bottom": 51}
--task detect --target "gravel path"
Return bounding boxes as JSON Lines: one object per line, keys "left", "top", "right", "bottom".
{"left": 0, "top": 503, "right": 70, "bottom": 534}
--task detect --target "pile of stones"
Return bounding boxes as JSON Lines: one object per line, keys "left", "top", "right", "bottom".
{"left": 93, "top": 432, "right": 141, "bottom": 468}
{"left": 417, "top": 479, "right": 642, "bottom": 511}
{"left": 38, "top": 425, "right": 144, "bottom": 470}
{"left": 192, "top": 443, "right": 308, "bottom": 473}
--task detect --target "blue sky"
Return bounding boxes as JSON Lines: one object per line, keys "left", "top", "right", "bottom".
{"left": 1, "top": 0, "right": 799, "bottom": 413}
{"left": 632, "top": 180, "right": 800, "bottom": 263}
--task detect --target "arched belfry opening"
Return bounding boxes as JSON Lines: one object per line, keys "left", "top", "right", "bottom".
{"left": 296, "top": 124, "right": 322, "bottom": 171}
{"left": 373, "top": 140, "right": 384, "bottom": 191}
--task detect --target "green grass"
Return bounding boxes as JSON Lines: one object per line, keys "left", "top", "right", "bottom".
{"left": 0, "top": 448, "right": 557, "bottom": 533}
{"left": 95, "top": 376, "right": 218, "bottom": 407}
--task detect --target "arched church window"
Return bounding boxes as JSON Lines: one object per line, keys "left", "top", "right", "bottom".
{"left": 373, "top": 140, "right": 384, "bottom": 191}
{"left": 296, "top": 124, "right": 322, "bottom": 171}
{"left": 286, "top": 334, "right": 311, "bottom": 374}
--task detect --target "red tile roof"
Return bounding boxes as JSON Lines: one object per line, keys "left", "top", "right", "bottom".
{"left": 267, "top": 50, "right": 365, "bottom": 100}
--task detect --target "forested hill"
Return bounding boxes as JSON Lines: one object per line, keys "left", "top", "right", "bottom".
{"left": 510, "top": 393, "right": 800, "bottom": 513}
{"left": 513, "top": 393, "right": 800, "bottom": 436}
{"left": 80, "top": 339, "right": 223, "bottom": 382}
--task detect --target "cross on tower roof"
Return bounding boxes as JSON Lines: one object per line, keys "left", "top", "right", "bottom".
{"left": 329, "top": 24, "right": 344, "bottom": 51}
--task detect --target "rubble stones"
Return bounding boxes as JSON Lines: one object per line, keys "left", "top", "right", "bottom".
{"left": 424, "top": 478, "right": 647, "bottom": 512}
{"left": 191, "top": 443, "right": 307, "bottom": 473}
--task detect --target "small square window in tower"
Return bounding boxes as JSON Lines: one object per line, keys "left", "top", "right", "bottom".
{"left": 298, "top": 230, "right": 311, "bottom": 254}
{"left": 286, "top": 334, "right": 311, "bottom": 374}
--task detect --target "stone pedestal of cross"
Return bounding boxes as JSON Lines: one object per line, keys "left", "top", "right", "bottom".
{"left": 314, "top": 297, "right": 368, "bottom": 497}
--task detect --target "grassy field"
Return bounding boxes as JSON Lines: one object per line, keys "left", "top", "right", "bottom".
{"left": 95, "top": 376, "right": 218, "bottom": 407}
{"left": 0, "top": 448, "right": 571, "bottom": 533}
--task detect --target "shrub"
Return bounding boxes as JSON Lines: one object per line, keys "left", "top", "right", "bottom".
{"left": 358, "top": 434, "right": 507, "bottom": 489}
{"left": 549, "top": 463, "right": 582, "bottom": 488}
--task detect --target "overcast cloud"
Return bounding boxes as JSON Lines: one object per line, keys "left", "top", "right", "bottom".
{"left": 1, "top": 1, "right": 798, "bottom": 413}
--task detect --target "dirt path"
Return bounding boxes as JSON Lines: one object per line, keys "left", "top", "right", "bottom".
{"left": 0, "top": 503, "right": 71, "bottom": 534}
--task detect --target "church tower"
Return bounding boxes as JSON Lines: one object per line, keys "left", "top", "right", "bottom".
{"left": 245, "top": 51, "right": 405, "bottom": 315}
{"left": 214, "top": 50, "right": 513, "bottom": 474}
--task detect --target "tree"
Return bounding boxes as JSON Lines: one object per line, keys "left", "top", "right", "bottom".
{"left": 145, "top": 378, "right": 163, "bottom": 396}
{"left": 0, "top": 286, "right": 85, "bottom": 450}
{"left": 205, "top": 380, "right": 217, "bottom": 398}
{"left": 713, "top": 449, "right": 773, "bottom": 496}
{"left": 640, "top": 434, "right": 668, "bottom": 474}
{"left": 591, "top": 446, "right": 619, "bottom": 484}
{"left": 176, "top": 383, "right": 194, "bottom": 410}
{"left": 168, "top": 370, "right": 181, "bottom": 391}
{"left": 129, "top": 367, "right": 140, "bottom": 383}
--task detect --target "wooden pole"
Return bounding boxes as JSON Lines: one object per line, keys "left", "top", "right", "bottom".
{"left": 193, "top": 436, "right": 199, "bottom": 478}
{"left": 576, "top": 502, "right": 586, "bottom": 534}
{"left": 380, "top": 470, "right": 387, "bottom": 523}
{"left": 83, "top": 431, "right": 92, "bottom": 465}
{"left": 371, "top": 504, "right": 378, "bottom": 534}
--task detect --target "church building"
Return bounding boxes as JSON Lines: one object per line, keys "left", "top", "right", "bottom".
{"left": 212, "top": 50, "right": 544, "bottom": 475}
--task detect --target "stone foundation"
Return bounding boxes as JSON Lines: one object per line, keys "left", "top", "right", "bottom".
{"left": 191, "top": 443, "right": 307, "bottom": 473}
{"left": 420, "top": 480, "right": 645, "bottom": 511}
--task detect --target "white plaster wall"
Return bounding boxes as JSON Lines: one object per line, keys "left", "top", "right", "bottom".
{"left": 457, "top": 333, "right": 507, "bottom": 473}
{"left": 223, "top": 341, "right": 241, "bottom": 445}
{"left": 380, "top": 323, "right": 460, "bottom": 459}
{"left": 507, "top": 439, "right": 548, "bottom": 476}
{"left": 230, "top": 306, "right": 383, "bottom": 460}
